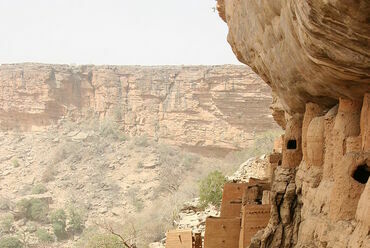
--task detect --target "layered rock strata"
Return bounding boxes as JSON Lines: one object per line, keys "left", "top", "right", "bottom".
{"left": 0, "top": 63, "right": 276, "bottom": 155}
{"left": 218, "top": 0, "right": 369, "bottom": 247}
{"left": 218, "top": 0, "right": 370, "bottom": 114}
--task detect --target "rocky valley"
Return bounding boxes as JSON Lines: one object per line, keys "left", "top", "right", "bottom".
{"left": 0, "top": 0, "right": 369, "bottom": 247}
{"left": 0, "top": 64, "right": 279, "bottom": 247}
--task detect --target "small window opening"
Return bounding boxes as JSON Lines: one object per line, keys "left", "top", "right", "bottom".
{"left": 287, "top": 140, "right": 297, "bottom": 150}
{"left": 352, "top": 164, "right": 369, "bottom": 184}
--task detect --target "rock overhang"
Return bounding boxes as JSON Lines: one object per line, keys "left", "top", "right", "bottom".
{"left": 218, "top": 0, "right": 370, "bottom": 114}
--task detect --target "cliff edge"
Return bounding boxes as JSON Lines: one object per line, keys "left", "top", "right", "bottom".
{"left": 218, "top": 0, "right": 370, "bottom": 114}
{"left": 218, "top": 0, "right": 369, "bottom": 247}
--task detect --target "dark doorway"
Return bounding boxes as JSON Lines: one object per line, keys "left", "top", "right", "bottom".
{"left": 287, "top": 140, "right": 297, "bottom": 150}
{"left": 352, "top": 164, "right": 369, "bottom": 184}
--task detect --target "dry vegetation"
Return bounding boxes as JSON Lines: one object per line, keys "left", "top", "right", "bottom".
{"left": 0, "top": 117, "right": 281, "bottom": 247}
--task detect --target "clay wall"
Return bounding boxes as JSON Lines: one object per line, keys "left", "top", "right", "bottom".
{"left": 204, "top": 217, "right": 241, "bottom": 248}
{"left": 239, "top": 204, "right": 271, "bottom": 248}
{"left": 166, "top": 230, "right": 193, "bottom": 248}
{"left": 220, "top": 183, "right": 247, "bottom": 218}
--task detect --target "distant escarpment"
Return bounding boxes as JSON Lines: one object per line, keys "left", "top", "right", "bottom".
{"left": 0, "top": 64, "right": 275, "bottom": 155}
{"left": 218, "top": 0, "right": 369, "bottom": 247}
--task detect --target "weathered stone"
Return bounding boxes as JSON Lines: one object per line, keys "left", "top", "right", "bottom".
{"left": 329, "top": 153, "right": 367, "bottom": 221}
{"left": 282, "top": 114, "right": 303, "bottom": 168}
{"left": 302, "top": 103, "right": 325, "bottom": 163}
{"left": 218, "top": 0, "right": 370, "bottom": 114}
{"left": 361, "top": 93, "right": 370, "bottom": 152}
{"left": 306, "top": 116, "right": 325, "bottom": 167}
{"left": 0, "top": 64, "right": 276, "bottom": 156}
{"left": 262, "top": 191, "right": 271, "bottom": 205}
{"left": 217, "top": 0, "right": 370, "bottom": 246}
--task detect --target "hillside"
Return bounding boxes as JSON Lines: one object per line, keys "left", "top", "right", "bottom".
{"left": 0, "top": 64, "right": 276, "bottom": 156}
{"left": 0, "top": 64, "right": 279, "bottom": 247}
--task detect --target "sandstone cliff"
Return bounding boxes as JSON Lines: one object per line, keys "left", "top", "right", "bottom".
{"left": 0, "top": 63, "right": 275, "bottom": 155}
{"left": 218, "top": 0, "right": 369, "bottom": 247}
{"left": 218, "top": 0, "right": 370, "bottom": 114}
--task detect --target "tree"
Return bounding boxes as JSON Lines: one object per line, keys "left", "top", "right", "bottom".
{"left": 199, "top": 170, "right": 226, "bottom": 208}
{"left": 50, "top": 209, "right": 67, "bottom": 240}
{"left": 16, "top": 199, "right": 48, "bottom": 222}
{"left": 68, "top": 206, "right": 85, "bottom": 234}
{"left": 36, "top": 228, "right": 54, "bottom": 245}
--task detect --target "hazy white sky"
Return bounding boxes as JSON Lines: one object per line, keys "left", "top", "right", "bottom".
{"left": 0, "top": 0, "right": 240, "bottom": 65}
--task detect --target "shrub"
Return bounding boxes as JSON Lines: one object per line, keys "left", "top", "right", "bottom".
{"left": 248, "top": 129, "right": 282, "bottom": 157}
{"left": 0, "top": 214, "right": 14, "bottom": 233}
{"left": 0, "top": 237, "right": 23, "bottom": 248}
{"left": 157, "top": 145, "right": 184, "bottom": 193}
{"left": 16, "top": 198, "right": 48, "bottom": 222}
{"left": 68, "top": 207, "right": 85, "bottom": 234}
{"left": 225, "top": 129, "right": 283, "bottom": 168}
{"left": 25, "top": 222, "right": 37, "bottom": 233}
{"left": 0, "top": 197, "right": 11, "bottom": 211}
{"left": 99, "top": 120, "right": 127, "bottom": 141}
{"left": 31, "top": 184, "right": 47, "bottom": 195}
{"left": 12, "top": 159, "right": 20, "bottom": 168}
{"left": 137, "top": 161, "right": 144, "bottom": 168}
{"left": 41, "top": 165, "right": 57, "bottom": 183}
{"left": 78, "top": 227, "right": 129, "bottom": 247}
{"left": 132, "top": 198, "right": 144, "bottom": 212}
{"left": 50, "top": 209, "right": 67, "bottom": 240}
{"left": 36, "top": 228, "right": 54, "bottom": 243}
{"left": 199, "top": 171, "right": 226, "bottom": 208}
{"left": 85, "top": 233, "right": 125, "bottom": 248}
{"left": 133, "top": 135, "right": 149, "bottom": 147}
{"left": 181, "top": 153, "right": 200, "bottom": 168}
{"left": 136, "top": 197, "right": 183, "bottom": 245}
{"left": 127, "top": 187, "right": 144, "bottom": 212}
{"left": 52, "top": 144, "right": 69, "bottom": 164}
{"left": 113, "top": 106, "right": 122, "bottom": 121}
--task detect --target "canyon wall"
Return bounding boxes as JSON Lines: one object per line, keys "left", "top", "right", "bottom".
{"left": 218, "top": 0, "right": 370, "bottom": 114}
{"left": 218, "top": 0, "right": 369, "bottom": 247}
{"left": 0, "top": 63, "right": 276, "bottom": 155}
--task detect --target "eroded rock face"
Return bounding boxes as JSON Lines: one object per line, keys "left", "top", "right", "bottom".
{"left": 249, "top": 97, "right": 369, "bottom": 248}
{"left": 218, "top": 0, "right": 370, "bottom": 247}
{"left": 0, "top": 63, "right": 276, "bottom": 155}
{"left": 218, "top": 0, "right": 370, "bottom": 113}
